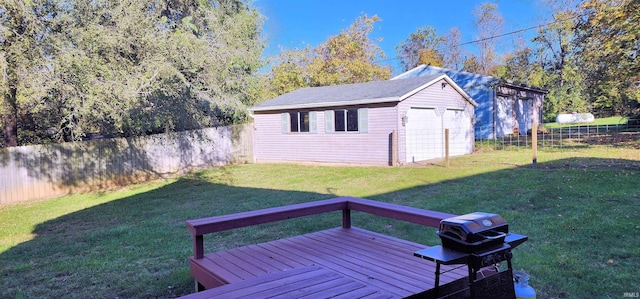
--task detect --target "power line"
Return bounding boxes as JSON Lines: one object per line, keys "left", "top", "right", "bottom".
{"left": 378, "top": 12, "right": 586, "bottom": 64}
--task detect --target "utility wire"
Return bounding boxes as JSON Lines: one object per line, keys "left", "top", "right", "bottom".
{"left": 377, "top": 12, "right": 587, "bottom": 63}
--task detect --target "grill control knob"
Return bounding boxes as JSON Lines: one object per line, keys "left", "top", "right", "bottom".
{"left": 482, "top": 255, "right": 496, "bottom": 266}
{"left": 503, "top": 250, "right": 513, "bottom": 260}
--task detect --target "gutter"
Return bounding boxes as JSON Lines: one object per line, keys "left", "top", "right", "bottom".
{"left": 249, "top": 97, "right": 400, "bottom": 112}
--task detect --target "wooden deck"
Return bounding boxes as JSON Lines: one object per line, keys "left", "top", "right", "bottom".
{"left": 188, "top": 227, "right": 468, "bottom": 298}
{"left": 180, "top": 266, "right": 397, "bottom": 299}
{"left": 183, "top": 197, "right": 477, "bottom": 298}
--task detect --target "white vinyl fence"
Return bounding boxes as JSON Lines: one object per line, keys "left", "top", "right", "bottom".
{"left": 0, "top": 125, "right": 253, "bottom": 205}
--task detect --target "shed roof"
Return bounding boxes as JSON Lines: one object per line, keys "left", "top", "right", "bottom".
{"left": 250, "top": 74, "right": 476, "bottom": 112}
{"left": 394, "top": 65, "right": 549, "bottom": 94}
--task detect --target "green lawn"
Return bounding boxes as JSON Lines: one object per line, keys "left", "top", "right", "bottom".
{"left": 1, "top": 147, "right": 639, "bottom": 298}
{"left": 544, "top": 116, "right": 628, "bottom": 128}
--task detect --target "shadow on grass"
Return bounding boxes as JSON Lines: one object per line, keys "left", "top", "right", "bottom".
{"left": 1, "top": 158, "right": 639, "bottom": 298}
{"left": 0, "top": 177, "right": 333, "bottom": 298}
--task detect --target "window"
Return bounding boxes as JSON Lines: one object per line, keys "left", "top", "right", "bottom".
{"left": 281, "top": 111, "right": 317, "bottom": 133}
{"left": 325, "top": 108, "right": 368, "bottom": 133}
{"left": 290, "top": 111, "right": 309, "bottom": 132}
{"left": 334, "top": 109, "right": 358, "bottom": 132}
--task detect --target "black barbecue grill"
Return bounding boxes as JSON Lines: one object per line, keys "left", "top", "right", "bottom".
{"left": 438, "top": 212, "right": 509, "bottom": 253}
{"left": 413, "top": 212, "right": 528, "bottom": 299}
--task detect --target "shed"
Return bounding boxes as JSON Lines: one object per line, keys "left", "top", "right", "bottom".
{"left": 392, "top": 65, "right": 548, "bottom": 139}
{"left": 248, "top": 74, "right": 477, "bottom": 165}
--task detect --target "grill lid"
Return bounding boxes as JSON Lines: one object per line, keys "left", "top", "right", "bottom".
{"left": 437, "top": 212, "right": 509, "bottom": 253}
{"left": 439, "top": 212, "right": 508, "bottom": 236}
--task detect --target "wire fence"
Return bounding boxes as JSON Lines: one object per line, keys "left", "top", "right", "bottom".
{"left": 476, "top": 121, "right": 640, "bottom": 151}
{"left": 409, "top": 121, "right": 640, "bottom": 169}
{"left": 464, "top": 121, "right": 640, "bottom": 169}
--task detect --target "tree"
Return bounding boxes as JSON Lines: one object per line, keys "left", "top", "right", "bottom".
{"left": 396, "top": 25, "right": 444, "bottom": 71}
{"left": 533, "top": 8, "right": 577, "bottom": 89}
{"left": 441, "top": 27, "right": 465, "bottom": 70}
{"left": 462, "top": 55, "right": 482, "bottom": 74}
{"left": 0, "top": 1, "right": 58, "bottom": 146}
{"left": 266, "top": 14, "right": 391, "bottom": 97}
{"left": 575, "top": 0, "right": 640, "bottom": 116}
{"left": 521, "top": 0, "right": 591, "bottom": 121}
{"left": 1, "top": 0, "right": 265, "bottom": 146}
{"left": 497, "top": 44, "right": 588, "bottom": 121}
{"left": 496, "top": 47, "right": 536, "bottom": 84}
{"left": 266, "top": 46, "right": 314, "bottom": 98}
{"left": 472, "top": 2, "right": 504, "bottom": 75}
{"left": 310, "top": 14, "right": 391, "bottom": 86}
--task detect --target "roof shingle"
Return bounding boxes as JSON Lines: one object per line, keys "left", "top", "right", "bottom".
{"left": 251, "top": 74, "right": 444, "bottom": 111}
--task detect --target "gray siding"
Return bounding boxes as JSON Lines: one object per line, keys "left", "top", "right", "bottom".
{"left": 253, "top": 103, "right": 398, "bottom": 166}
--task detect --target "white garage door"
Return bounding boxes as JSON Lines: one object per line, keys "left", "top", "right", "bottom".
{"left": 443, "top": 109, "right": 472, "bottom": 156}
{"left": 405, "top": 108, "right": 442, "bottom": 162}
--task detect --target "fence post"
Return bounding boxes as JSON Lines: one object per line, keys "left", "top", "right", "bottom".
{"left": 532, "top": 123, "right": 538, "bottom": 168}
{"left": 445, "top": 129, "right": 450, "bottom": 168}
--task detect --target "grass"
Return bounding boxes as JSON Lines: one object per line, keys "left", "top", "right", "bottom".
{"left": 1, "top": 146, "right": 639, "bottom": 298}
{"left": 544, "top": 116, "right": 628, "bottom": 128}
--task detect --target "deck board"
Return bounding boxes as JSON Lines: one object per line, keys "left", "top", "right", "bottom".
{"left": 309, "top": 230, "right": 430, "bottom": 273}
{"left": 315, "top": 228, "right": 469, "bottom": 281}
{"left": 189, "top": 227, "right": 470, "bottom": 298}
{"left": 282, "top": 233, "right": 427, "bottom": 293}
{"left": 301, "top": 234, "right": 431, "bottom": 288}
{"left": 180, "top": 266, "right": 396, "bottom": 299}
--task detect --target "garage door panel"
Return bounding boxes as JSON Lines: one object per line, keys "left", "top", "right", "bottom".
{"left": 406, "top": 108, "right": 442, "bottom": 162}
{"left": 443, "top": 109, "right": 472, "bottom": 156}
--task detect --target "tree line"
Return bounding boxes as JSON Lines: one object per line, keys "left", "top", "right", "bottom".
{"left": 266, "top": 0, "right": 639, "bottom": 123}
{"left": 1, "top": 0, "right": 263, "bottom": 147}
{"left": 2, "top": 0, "right": 638, "bottom": 147}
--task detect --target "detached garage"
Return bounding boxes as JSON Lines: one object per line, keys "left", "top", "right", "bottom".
{"left": 393, "top": 65, "right": 548, "bottom": 138}
{"left": 249, "top": 74, "right": 477, "bottom": 166}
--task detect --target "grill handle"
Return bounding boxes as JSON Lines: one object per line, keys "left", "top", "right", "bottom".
{"left": 478, "top": 231, "right": 507, "bottom": 240}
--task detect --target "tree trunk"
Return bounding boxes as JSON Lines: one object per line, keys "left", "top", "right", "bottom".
{"left": 2, "top": 86, "right": 19, "bottom": 147}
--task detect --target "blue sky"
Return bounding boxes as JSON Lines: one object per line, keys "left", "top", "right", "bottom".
{"left": 255, "top": 0, "right": 552, "bottom": 75}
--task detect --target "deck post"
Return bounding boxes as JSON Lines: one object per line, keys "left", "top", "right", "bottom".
{"left": 342, "top": 208, "right": 351, "bottom": 228}
{"left": 194, "top": 235, "right": 204, "bottom": 259}
{"left": 195, "top": 280, "right": 205, "bottom": 292}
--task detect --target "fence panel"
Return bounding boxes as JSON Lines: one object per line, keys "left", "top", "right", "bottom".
{"left": 468, "top": 123, "right": 640, "bottom": 168}
{"left": 0, "top": 125, "right": 253, "bottom": 205}
{"left": 403, "top": 122, "right": 640, "bottom": 168}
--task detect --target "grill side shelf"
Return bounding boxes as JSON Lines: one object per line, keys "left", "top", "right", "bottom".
{"left": 414, "top": 246, "right": 469, "bottom": 265}
{"left": 504, "top": 233, "right": 528, "bottom": 249}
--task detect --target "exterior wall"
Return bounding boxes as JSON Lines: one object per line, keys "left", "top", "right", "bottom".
{"left": 396, "top": 78, "right": 474, "bottom": 164}
{"left": 253, "top": 103, "right": 398, "bottom": 166}
{"left": 398, "top": 66, "right": 546, "bottom": 138}
{"left": 253, "top": 77, "right": 475, "bottom": 166}
{"left": 496, "top": 86, "right": 544, "bottom": 135}
{"left": 393, "top": 66, "right": 495, "bottom": 139}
